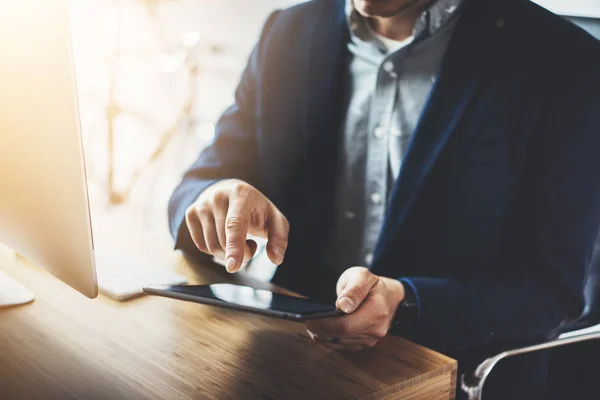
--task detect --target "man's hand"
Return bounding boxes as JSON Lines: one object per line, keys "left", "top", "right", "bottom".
{"left": 305, "top": 267, "right": 405, "bottom": 352}
{"left": 185, "top": 179, "right": 289, "bottom": 273}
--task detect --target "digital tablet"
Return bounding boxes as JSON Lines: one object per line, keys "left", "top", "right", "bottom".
{"left": 143, "top": 283, "right": 343, "bottom": 321}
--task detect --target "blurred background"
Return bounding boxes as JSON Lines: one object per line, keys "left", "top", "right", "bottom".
{"left": 69, "top": 0, "right": 299, "bottom": 247}
{"left": 68, "top": 0, "right": 600, "bottom": 246}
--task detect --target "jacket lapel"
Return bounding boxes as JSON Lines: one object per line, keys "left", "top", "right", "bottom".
{"left": 303, "top": 0, "right": 349, "bottom": 163}
{"left": 302, "top": 0, "right": 348, "bottom": 227}
{"left": 373, "top": 0, "right": 509, "bottom": 262}
{"left": 272, "top": 0, "right": 349, "bottom": 294}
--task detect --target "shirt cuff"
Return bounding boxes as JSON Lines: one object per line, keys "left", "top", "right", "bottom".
{"left": 398, "top": 277, "right": 421, "bottom": 334}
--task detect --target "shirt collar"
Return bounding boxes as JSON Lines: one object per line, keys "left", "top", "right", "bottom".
{"left": 345, "top": 0, "right": 463, "bottom": 46}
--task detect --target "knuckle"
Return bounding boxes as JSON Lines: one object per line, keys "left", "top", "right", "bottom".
{"left": 197, "top": 206, "right": 212, "bottom": 218}
{"left": 250, "top": 210, "right": 265, "bottom": 229}
{"left": 373, "top": 299, "right": 389, "bottom": 320}
{"left": 211, "top": 190, "right": 229, "bottom": 205}
{"left": 225, "top": 237, "right": 244, "bottom": 254}
{"left": 225, "top": 216, "right": 246, "bottom": 231}
{"left": 374, "top": 326, "right": 388, "bottom": 339}
{"left": 358, "top": 266, "right": 370, "bottom": 274}
{"left": 231, "top": 181, "right": 250, "bottom": 196}
{"left": 348, "top": 286, "right": 367, "bottom": 303}
{"left": 345, "top": 266, "right": 370, "bottom": 280}
{"left": 203, "top": 197, "right": 217, "bottom": 210}
{"left": 185, "top": 205, "right": 199, "bottom": 222}
{"left": 351, "top": 266, "right": 370, "bottom": 275}
{"left": 225, "top": 244, "right": 241, "bottom": 255}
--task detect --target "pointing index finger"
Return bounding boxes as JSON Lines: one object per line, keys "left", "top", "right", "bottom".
{"left": 224, "top": 196, "right": 252, "bottom": 272}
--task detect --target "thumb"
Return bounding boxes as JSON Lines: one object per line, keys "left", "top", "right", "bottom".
{"left": 335, "top": 267, "right": 379, "bottom": 314}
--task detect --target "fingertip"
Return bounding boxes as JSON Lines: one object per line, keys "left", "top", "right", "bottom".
{"left": 225, "top": 257, "right": 237, "bottom": 273}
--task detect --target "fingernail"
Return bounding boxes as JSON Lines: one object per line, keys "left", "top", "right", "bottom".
{"left": 338, "top": 297, "right": 355, "bottom": 313}
{"left": 225, "top": 257, "right": 236, "bottom": 272}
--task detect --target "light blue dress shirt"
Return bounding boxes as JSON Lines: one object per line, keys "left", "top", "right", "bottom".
{"left": 326, "top": 0, "right": 463, "bottom": 275}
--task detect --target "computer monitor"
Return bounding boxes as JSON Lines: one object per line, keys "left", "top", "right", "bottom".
{"left": 0, "top": 0, "right": 98, "bottom": 305}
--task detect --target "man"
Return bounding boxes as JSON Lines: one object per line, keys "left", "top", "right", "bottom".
{"left": 169, "top": 0, "right": 600, "bottom": 398}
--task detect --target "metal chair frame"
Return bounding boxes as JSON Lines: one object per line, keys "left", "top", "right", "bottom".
{"left": 461, "top": 330, "right": 600, "bottom": 400}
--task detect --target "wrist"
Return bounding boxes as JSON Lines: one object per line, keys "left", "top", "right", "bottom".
{"left": 381, "top": 277, "right": 405, "bottom": 315}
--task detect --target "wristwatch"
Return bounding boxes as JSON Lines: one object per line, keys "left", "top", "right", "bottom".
{"left": 389, "top": 280, "right": 419, "bottom": 338}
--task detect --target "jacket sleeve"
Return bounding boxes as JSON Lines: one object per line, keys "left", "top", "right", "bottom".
{"left": 167, "top": 11, "right": 280, "bottom": 258}
{"left": 401, "top": 57, "right": 600, "bottom": 353}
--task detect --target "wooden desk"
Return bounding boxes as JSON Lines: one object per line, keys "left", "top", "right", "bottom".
{"left": 0, "top": 214, "right": 457, "bottom": 400}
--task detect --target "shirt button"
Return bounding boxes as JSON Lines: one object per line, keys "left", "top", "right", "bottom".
{"left": 365, "top": 253, "right": 374, "bottom": 265}
{"left": 392, "top": 129, "right": 401, "bottom": 137}
{"left": 370, "top": 193, "right": 382, "bottom": 204}
{"left": 383, "top": 61, "right": 396, "bottom": 77}
{"left": 374, "top": 126, "right": 385, "bottom": 138}
{"left": 344, "top": 211, "right": 356, "bottom": 219}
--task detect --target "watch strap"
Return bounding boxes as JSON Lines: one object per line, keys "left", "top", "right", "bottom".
{"left": 390, "top": 279, "right": 419, "bottom": 338}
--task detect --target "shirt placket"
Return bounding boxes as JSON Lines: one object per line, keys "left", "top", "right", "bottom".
{"left": 363, "top": 55, "right": 401, "bottom": 267}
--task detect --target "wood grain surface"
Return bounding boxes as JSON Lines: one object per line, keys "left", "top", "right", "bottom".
{"left": 0, "top": 210, "right": 456, "bottom": 400}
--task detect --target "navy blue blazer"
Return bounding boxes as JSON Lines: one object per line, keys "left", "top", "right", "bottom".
{"left": 169, "top": 0, "right": 600, "bottom": 354}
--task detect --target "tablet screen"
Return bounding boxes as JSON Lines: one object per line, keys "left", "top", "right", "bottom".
{"left": 161, "top": 283, "right": 338, "bottom": 317}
